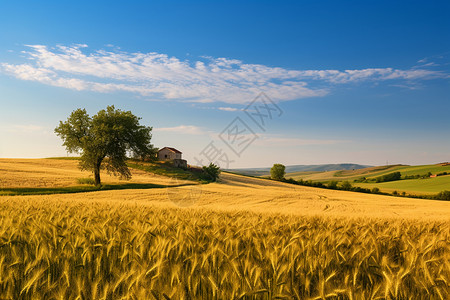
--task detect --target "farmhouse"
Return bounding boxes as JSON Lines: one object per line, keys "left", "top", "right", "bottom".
{"left": 157, "top": 147, "right": 187, "bottom": 168}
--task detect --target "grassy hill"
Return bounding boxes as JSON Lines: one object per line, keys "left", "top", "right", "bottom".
{"left": 0, "top": 158, "right": 200, "bottom": 195}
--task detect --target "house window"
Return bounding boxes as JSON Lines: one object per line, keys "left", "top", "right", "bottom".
{"left": 165, "top": 154, "right": 168, "bottom": 158}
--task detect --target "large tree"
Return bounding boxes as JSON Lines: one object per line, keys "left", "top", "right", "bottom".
{"left": 55, "top": 105, "right": 155, "bottom": 186}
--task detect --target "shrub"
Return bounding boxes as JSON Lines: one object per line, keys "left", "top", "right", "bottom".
{"left": 340, "top": 181, "right": 353, "bottom": 191}
{"left": 284, "top": 178, "right": 297, "bottom": 184}
{"left": 353, "top": 187, "right": 371, "bottom": 193}
{"left": 201, "top": 163, "right": 221, "bottom": 182}
{"left": 371, "top": 187, "right": 380, "bottom": 194}
{"left": 435, "top": 190, "right": 450, "bottom": 201}
{"left": 328, "top": 181, "right": 338, "bottom": 189}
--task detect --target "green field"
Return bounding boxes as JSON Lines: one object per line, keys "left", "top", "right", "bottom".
{"left": 355, "top": 175, "right": 450, "bottom": 195}
{"left": 285, "top": 164, "right": 450, "bottom": 195}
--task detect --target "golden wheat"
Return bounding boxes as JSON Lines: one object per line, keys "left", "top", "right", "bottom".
{"left": 0, "top": 196, "right": 448, "bottom": 299}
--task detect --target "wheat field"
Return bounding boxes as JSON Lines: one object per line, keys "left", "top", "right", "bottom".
{"left": 0, "top": 158, "right": 192, "bottom": 188}
{"left": 0, "top": 159, "right": 449, "bottom": 299}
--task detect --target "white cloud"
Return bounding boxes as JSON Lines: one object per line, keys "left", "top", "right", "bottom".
{"left": 218, "top": 107, "right": 239, "bottom": 112}
{"left": 254, "top": 136, "right": 346, "bottom": 147}
{"left": 0, "top": 44, "right": 447, "bottom": 104}
{"left": 153, "top": 125, "right": 207, "bottom": 135}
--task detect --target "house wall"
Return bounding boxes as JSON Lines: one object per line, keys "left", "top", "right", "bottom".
{"left": 173, "top": 159, "right": 187, "bottom": 169}
{"left": 157, "top": 148, "right": 182, "bottom": 160}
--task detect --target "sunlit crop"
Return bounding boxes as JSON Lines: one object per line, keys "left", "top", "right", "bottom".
{"left": 0, "top": 197, "right": 448, "bottom": 299}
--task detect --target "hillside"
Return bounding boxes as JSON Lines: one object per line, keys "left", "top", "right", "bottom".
{"left": 0, "top": 158, "right": 448, "bottom": 219}
{"left": 0, "top": 158, "right": 198, "bottom": 195}
{"left": 228, "top": 163, "right": 371, "bottom": 177}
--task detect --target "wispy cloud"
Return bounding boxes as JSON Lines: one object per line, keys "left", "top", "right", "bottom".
{"left": 0, "top": 44, "right": 447, "bottom": 104}
{"left": 218, "top": 107, "right": 239, "bottom": 112}
{"left": 153, "top": 125, "right": 207, "bottom": 135}
{"left": 254, "top": 136, "right": 346, "bottom": 147}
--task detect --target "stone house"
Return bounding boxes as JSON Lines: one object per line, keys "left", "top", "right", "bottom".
{"left": 157, "top": 147, "right": 187, "bottom": 168}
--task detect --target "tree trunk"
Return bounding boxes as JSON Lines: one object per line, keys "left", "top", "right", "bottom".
{"left": 94, "top": 160, "right": 102, "bottom": 186}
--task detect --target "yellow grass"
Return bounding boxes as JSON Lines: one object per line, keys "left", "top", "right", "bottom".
{"left": 0, "top": 158, "right": 449, "bottom": 298}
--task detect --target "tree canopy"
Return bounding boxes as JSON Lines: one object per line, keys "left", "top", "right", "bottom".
{"left": 55, "top": 105, "right": 155, "bottom": 186}
{"left": 202, "top": 163, "right": 221, "bottom": 182}
{"left": 270, "top": 163, "right": 286, "bottom": 181}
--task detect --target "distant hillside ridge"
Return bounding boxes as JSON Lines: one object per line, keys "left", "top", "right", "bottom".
{"left": 228, "top": 163, "right": 371, "bottom": 177}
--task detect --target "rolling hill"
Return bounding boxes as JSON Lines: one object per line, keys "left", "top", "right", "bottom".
{"left": 0, "top": 158, "right": 448, "bottom": 218}
{"left": 228, "top": 163, "right": 371, "bottom": 177}
{"left": 285, "top": 163, "right": 450, "bottom": 195}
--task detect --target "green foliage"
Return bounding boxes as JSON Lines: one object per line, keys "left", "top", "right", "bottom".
{"left": 371, "top": 187, "right": 380, "bottom": 194}
{"left": 435, "top": 190, "right": 450, "bottom": 200}
{"left": 201, "top": 163, "right": 221, "bottom": 182}
{"left": 270, "top": 163, "right": 286, "bottom": 180}
{"left": 375, "top": 171, "right": 402, "bottom": 183}
{"left": 340, "top": 181, "right": 353, "bottom": 191}
{"left": 328, "top": 180, "right": 338, "bottom": 189}
{"left": 76, "top": 178, "right": 95, "bottom": 185}
{"left": 55, "top": 105, "right": 154, "bottom": 186}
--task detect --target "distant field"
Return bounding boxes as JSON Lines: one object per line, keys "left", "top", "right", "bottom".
{"left": 354, "top": 175, "right": 450, "bottom": 195}
{"left": 286, "top": 164, "right": 450, "bottom": 195}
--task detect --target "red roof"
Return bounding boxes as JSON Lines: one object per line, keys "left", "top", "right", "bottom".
{"left": 158, "top": 147, "right": 182, "bottom": 154}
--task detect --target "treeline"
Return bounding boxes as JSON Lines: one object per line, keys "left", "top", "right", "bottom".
{"left": 278, "top": 177, "right": 450, "bottom": 201}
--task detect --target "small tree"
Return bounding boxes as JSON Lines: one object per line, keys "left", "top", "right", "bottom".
{"left": 340, "top": 181, "right": 353, "bottom": 191}
{"left": 328, "top": 180, "right": 338, "bottom": 189}
{"left": 202, "top": 163, "right": 221, "bottom": 182}
{"left": 371, "top": 187, "right": 380, "bottom": 194}
{"left": 270, "top": 164, "right": 286, "bottom": 181}
{"left": 55, "top": 105, "right": 154, "bottom": 186}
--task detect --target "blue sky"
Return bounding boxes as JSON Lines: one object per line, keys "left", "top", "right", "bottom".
{"left": 0, "top": 0, "right": 449, "bottom": 168}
